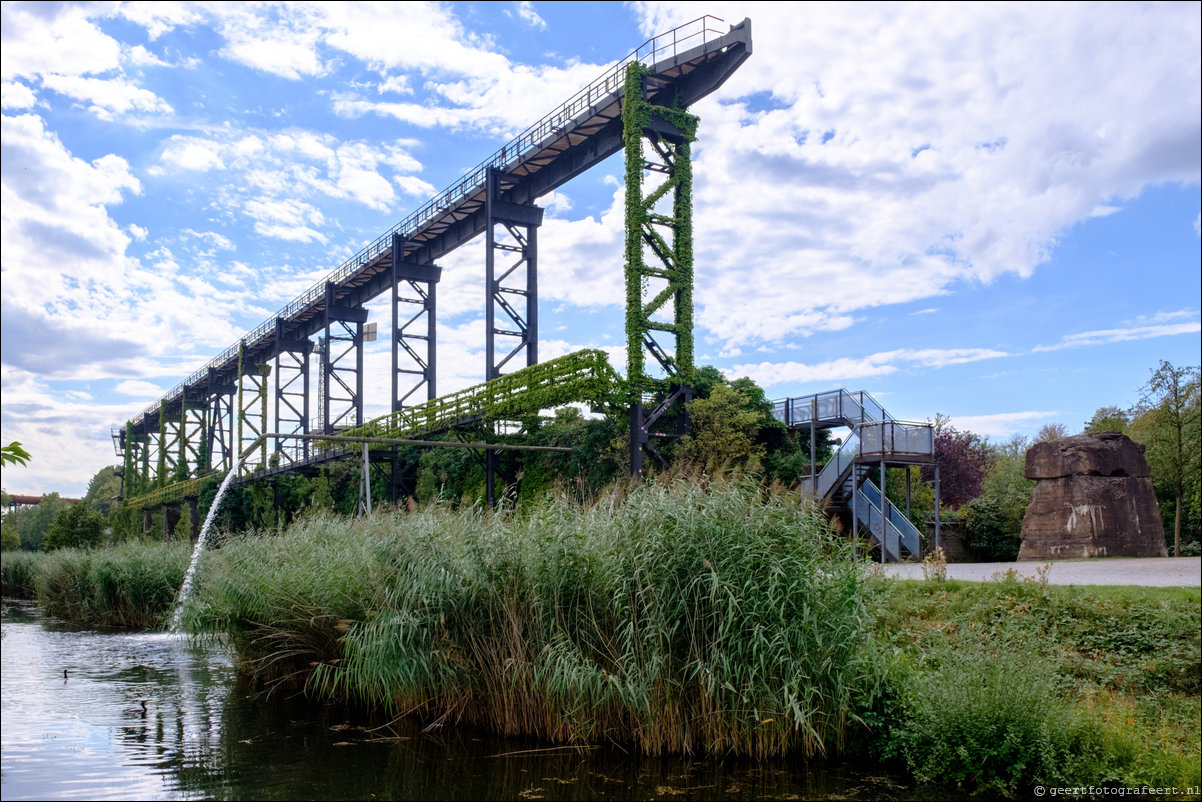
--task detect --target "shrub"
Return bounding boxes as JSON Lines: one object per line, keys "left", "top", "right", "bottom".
{"left": 899, "top": 643, "right": 1072, "bottom": 794}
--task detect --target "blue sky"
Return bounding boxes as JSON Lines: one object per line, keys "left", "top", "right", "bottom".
{"left": 1, "top": 1, "right": 1199, "bottom": 497}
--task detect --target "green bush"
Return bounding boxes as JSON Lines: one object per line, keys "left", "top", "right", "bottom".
{"left": 899, "top": 643, "right": 1074, "bottom": 794}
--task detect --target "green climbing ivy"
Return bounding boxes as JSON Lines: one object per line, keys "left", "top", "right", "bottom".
{"left": 621, "top": 61, "right": 698, "bottom": 398}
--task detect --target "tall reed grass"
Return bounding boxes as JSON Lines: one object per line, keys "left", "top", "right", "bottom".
{"left": 184, "top": 479, "right": 883, "bottom": 757}
{"left": 1, "top": 550, "right": 42, "bottom": 598}
{"left": 31, "top": 541, "right": 191, "bottom": 628}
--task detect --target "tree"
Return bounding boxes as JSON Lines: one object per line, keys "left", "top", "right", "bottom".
{"left": 82, "top": 466, "right": 123, "bottom": 516}
{"left": 1, "top": 442, "right": 31, "bottom": 466}
{"left": 1084, "top": 406, "right": 1129, "bottom": 434}
{"left": 961, "top": 435, "right": 1034, "bottom": 561}
{"left": 1034, "top": 422, "right": 1069, "bottom": 442}
{"left": 44, "top": 503, "right": 105, "bottom": 551}
{"left": 1129, "top": 361, "right": 1201, "bottom": 556}
{"left": 173, "top": 504, "right": 194, "bottom": 540}
{"left": 680, "top": 383, "right": 766, "bottom": 474}
{"left": 921, "top": 415, "right": 992, "bottom": 509}
{"left": 3, "top": 493, "right": 71, "bottom": 551}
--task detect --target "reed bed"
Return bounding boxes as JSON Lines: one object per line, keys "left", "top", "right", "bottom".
{"left": 185, "top": 479, "right": 882, "bottom": 758}
{"left": 1, "top": 550, "right": 42, "bottom": 598}
{"left": 31, "top": 541, "right": 191, "bottom": 628}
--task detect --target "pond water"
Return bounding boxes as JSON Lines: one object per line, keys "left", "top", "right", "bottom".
{"left": 1, "top": 601, "right": 946, "bottom": 801}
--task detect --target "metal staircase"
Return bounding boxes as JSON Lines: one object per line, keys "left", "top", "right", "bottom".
{"left": 773, "top": 390, "right": 934, "bottom": 561}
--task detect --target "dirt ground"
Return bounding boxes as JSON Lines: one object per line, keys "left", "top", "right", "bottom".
{"left": 881, "top": 556, "right": 1201, "bottom": 586}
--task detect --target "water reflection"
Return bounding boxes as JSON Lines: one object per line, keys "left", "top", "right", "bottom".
{"left": 3, "top": 601, "right": 949, "bottom": 801}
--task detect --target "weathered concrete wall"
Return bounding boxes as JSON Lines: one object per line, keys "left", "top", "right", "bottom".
{"left": 1018, "top": 432, "right": 1167, "bottom": 560}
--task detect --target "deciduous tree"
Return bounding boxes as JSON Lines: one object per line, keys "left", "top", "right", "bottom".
{"left": 921, "top": 415, "right": 992, "bottom": 509}
{"left": 1129, "top": 361, "right": 1201, "bottom": 556}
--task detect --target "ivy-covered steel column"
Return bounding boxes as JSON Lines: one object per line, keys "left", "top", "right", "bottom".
{"left": 156, "top": 406, "right": 168, "bottom": 487}
{"left": 622, "top": 62, "right": 698, "bottom": 476}
{"left": 122, "top": 422, "right": 137, "bottom": 499}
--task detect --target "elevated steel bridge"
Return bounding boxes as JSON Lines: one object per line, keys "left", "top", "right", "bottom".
{"left": 117, "top": 17, "right": 752, "bottom": 514}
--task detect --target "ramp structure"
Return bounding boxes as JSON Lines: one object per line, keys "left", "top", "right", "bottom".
{"left": 115, "top": 17, "right": 753, "bottom": 522}
{"left": 774, "top": 390, "right": 938, "bottom": 561}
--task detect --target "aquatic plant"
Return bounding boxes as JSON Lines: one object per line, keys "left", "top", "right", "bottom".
{"left": 185, "top": 478, "right": 882, "bottom": 758}
{"left": 1, "top": 550, "right": 42, "bottom": 598}
{"left": 34, "top": 540, "right": 190, "bottom": 628}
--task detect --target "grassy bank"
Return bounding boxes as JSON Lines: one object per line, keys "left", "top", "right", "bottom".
{"left": 1, "top": 541, "right": 191, "bottom": 628}
{"left": 184, "top": 479, "right": 881, "bottom": 758}
{"left": 7, "top": 482, "right": 1199, "bottom": 796}
{"left": 868, "top": 576, "right": 1201, "bottom": 795}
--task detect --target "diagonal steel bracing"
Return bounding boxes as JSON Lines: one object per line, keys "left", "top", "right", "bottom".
{"left": 237, "top": 343, "right": 271, "bottom": 473}
{"left": 391, "top": 234, "right": 441, "bottom": 409}
{"left": 485, "top": 168, "right": 542, "bottom": 381}
{"left": 274, "top": 317, "right": 312, "bottom": 466}
{"left": 623, "top": 63, "right": 698, "bottom": 477}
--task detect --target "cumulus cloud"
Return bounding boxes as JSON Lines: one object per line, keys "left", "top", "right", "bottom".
{"left": 39, "top": 74, "right": 173, "bottom": 119}
{"left": 631, "top": 2, "right": 1201, "bottom": 348}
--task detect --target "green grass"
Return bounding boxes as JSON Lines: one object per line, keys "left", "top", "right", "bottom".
{"left": 867, "top": 574, "right": 1202, "bottom": 795}
{"left": 184, "top": 478, "right": 883, "bottom": 758}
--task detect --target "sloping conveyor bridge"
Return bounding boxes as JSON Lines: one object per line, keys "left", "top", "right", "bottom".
{"left": 118, "top": 17, "right": 752, "bottom": 514}
{"left": 773, "top": 390, "right": 939, "bottom": 562}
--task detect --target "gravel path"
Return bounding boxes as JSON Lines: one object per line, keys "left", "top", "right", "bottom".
{"left": 881, "top": 556, "right": 1200, "bottom": 587}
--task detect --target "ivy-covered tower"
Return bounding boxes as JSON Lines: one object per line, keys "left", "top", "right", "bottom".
{"left": 623, "top": 62, "right": 699, "bottom": 477}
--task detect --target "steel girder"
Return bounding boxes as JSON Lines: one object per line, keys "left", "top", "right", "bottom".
{"left": 484, "top": 168, "right": 543, "bottom": 381}
{"left": 207, "top": 368, "right": 235, "bottom": 474}
{"left": 237, "top": 343, "right": 271, "bottom": 473}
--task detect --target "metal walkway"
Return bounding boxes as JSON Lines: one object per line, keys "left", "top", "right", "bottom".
{"left": 773, "top": 390, "right": 936, "bottom": 561}
{"left": 115, "top": 16, "right": 752, "bottom": 516}
{"left": 119, "top": 17, "right": 751, "bottom": 448}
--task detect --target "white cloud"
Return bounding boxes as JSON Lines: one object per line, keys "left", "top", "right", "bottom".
{"left": 629, "top": 2, "right": 1201, "bottom": 348}
{"left": 0, "top": 3, "right": 121, "bottom": 82}
{"left": 512, "top": 2, "right": 548, "bottom": 31}
{"left": 1, "top": 81, "right": 37, "bottom": 109}
{"left": 730, "top": 347, "right": 1007, "bottom": 388}
{"left": 40, "top": 74, "right": 173, "bottom": 119}
{"left": 946, "top": 410, "right": 1061, "bottom": 438}
{"left": 1033, "top": 319, "right": 1202, "bottom": 352}
{"left": 114, "top": 380, "right": 165, "bottom": 397}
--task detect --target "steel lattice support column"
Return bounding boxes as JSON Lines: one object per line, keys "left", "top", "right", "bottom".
{"left": 237, "top": 343, "right": 271, "bottom": 473}
{"left": 391, "top": 234, "right": 442, "bottom": 409}
{"left": 274, "top": 317, "right": 312, "bottom": 465}
{"left": 179, "top": 394, "right": 205, "bottom": 478}
{"left": 483, "top": 169, "right": 542, "bottom": 506}
{"left": 622, "top": 63, "right": 698, "bottom": 477}
{"left": 322, "top": 281, "right": 368, "bottom": 434}
{"left": 207, "top": 368, "right": 235, "bottom": 473}
{"left": 484, "top": 168, "right": 542, "bottom": 381}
